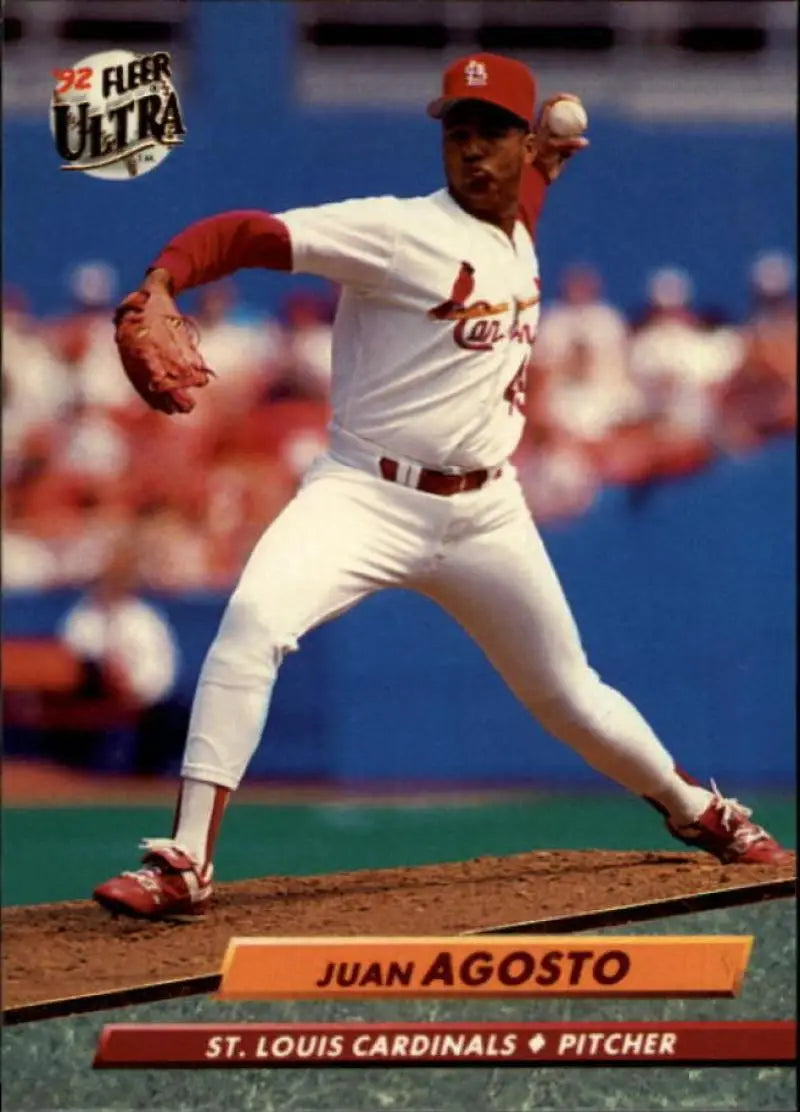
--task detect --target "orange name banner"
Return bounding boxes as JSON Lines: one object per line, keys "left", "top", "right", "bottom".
{"left": 218, "top": 935, "right": 752, "bottom": 1000}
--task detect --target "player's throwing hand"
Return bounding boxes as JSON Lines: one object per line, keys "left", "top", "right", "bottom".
{"left": 533, "top": 92, "right": 590, "bottom": 183}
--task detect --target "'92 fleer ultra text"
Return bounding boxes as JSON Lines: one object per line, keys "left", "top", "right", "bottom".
{"left": 49, "top": 49, "right": 185, "bottom": 180}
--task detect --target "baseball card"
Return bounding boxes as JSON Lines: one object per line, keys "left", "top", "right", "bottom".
{"left": 3, "top": 2, "right": 796, "bottom": 1109}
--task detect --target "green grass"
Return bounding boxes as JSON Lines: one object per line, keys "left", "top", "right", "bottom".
{"left": 2, "top": 899, "right": 796, "bottom": 1111}
{"left": 3, "top": 792, "right": 795, "bottom": 906}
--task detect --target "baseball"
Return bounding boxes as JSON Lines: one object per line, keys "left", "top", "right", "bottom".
{"left": 546, "top": 98, "right": 588, "bottom": 138}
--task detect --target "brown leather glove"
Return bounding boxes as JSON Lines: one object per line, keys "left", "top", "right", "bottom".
{"left": 113, "top": 283, "right": 214, "bottom": 415}
{"left": 532, "top": 92, "right": 590, "bottom": 183}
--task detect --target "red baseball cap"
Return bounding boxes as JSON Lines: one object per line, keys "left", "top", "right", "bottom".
{"left": 427, "top": 53, "right": 536, "bottom": 128}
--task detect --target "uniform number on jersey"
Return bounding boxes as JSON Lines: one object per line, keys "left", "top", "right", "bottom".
{"left": 503, "top": 358, "right": 528, "bottom": 415}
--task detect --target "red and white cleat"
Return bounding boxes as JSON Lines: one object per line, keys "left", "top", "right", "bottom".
{"left": 93, "top": 839, "right": 213, "bottom": 921}
{"left": 667, "top": 782, "right": 795, "bottom": 865}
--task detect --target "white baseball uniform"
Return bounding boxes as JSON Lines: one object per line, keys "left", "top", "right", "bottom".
{"left": 181, "top": 188, "right": 679, "bottom": 802}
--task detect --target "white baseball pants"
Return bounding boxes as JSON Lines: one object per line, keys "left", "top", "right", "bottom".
{"left": 182, "top": 454, "right": 678, "bottom": 794}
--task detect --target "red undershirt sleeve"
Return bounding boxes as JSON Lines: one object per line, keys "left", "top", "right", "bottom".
{"left": 150, "top": 210, "right": 292, "bottom": 294}
{"left": 517, "top": 165, "right": 549, "bottom": 239}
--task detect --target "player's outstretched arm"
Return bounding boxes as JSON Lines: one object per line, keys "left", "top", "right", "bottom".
{"left": 114, "top": 210, "right": 291, "bottom": 415}
{"left": 147, "top": 210, "right": 293, "bottom": 294}
{"left": 115, "top": 196, "right": 398, "bottom": 413}
{"left": 143, "top": 197, "right": 399, "bottom": 294}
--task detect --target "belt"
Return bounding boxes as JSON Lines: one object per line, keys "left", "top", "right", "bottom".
{"left": 379, "top": 457, "right": 502, "bottom": 496}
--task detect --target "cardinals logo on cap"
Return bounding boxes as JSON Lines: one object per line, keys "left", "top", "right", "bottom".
{"left": 464, "top": 59, "right": 488, "bottom": 87}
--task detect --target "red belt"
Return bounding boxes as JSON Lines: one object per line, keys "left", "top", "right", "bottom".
{"left": 379, "top": 457, "right": 501, "bottom": 496}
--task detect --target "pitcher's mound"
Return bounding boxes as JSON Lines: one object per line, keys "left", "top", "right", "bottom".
{"left": 3, "top": 849, "right": 795, "bottom": 1011}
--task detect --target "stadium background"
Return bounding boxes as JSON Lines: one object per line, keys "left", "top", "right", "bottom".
{"left": 2, "top": 0, "right": 796, "bottom": 908}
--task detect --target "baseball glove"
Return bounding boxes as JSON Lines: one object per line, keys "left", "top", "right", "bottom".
{"left": 113, "top": 286, "right": 214, "bottom": 415}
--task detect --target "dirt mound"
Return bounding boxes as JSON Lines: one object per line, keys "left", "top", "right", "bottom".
{"left": 3, "top": 849, "right": 795, "bottom": 1010}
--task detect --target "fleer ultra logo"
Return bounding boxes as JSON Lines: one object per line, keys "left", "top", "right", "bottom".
{"left": 49, "top": 49, "right": 185, "bottom": 180}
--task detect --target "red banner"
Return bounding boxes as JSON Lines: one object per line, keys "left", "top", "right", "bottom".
{"left": 94, "top": 1021, "right": 796, "bottom": 1068}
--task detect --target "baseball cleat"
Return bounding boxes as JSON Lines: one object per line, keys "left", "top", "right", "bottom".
{"left": 667, "top": 782, "right": 794, "bottom": 865}
{"left": 93, "top": 838, "right": 213, "bottom": 921}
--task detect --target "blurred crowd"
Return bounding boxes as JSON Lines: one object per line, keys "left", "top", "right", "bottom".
{"left": 3, "top": 252, "right": 796, "bottom": 594}
{"left": 3, "top": 267, "right": 335, "bottom": 593}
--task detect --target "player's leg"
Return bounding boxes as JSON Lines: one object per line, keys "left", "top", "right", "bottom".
{"left": 93, "top": 457, "right": 433, "bottom": 917}
{"left": 168, "top": 459, "right": 427, "bottom": 867}
{"left": 413, "top": 476, "right": 790, "bottom": 864}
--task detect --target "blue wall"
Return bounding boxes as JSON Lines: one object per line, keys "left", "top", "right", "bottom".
{"left": 5, "top": 439, "right": 795, "bottom": 787}
{"left": 4, "top": 2, "right": 796, "bottom": 321}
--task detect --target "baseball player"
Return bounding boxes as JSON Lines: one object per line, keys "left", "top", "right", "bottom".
{"left": 95, "top": 54, "right": 791, "bottom": 921}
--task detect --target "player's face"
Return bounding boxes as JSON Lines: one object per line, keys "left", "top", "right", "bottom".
{"left": 442, "top": 102, "right": 534, "bottom": 225}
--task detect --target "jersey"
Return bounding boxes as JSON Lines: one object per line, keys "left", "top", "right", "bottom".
{"left": 277, "top": 189, "right": 541, "bottom": 471}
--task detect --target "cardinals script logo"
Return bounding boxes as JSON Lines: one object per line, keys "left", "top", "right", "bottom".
{"left": 49, "top": 49, "right": 186, "bottom": 180}
{"left": 429, "top": 262, "right": 540, "bottom": 351}
{"left": 429, "top": 262, "right": 477, "bottom": 321}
